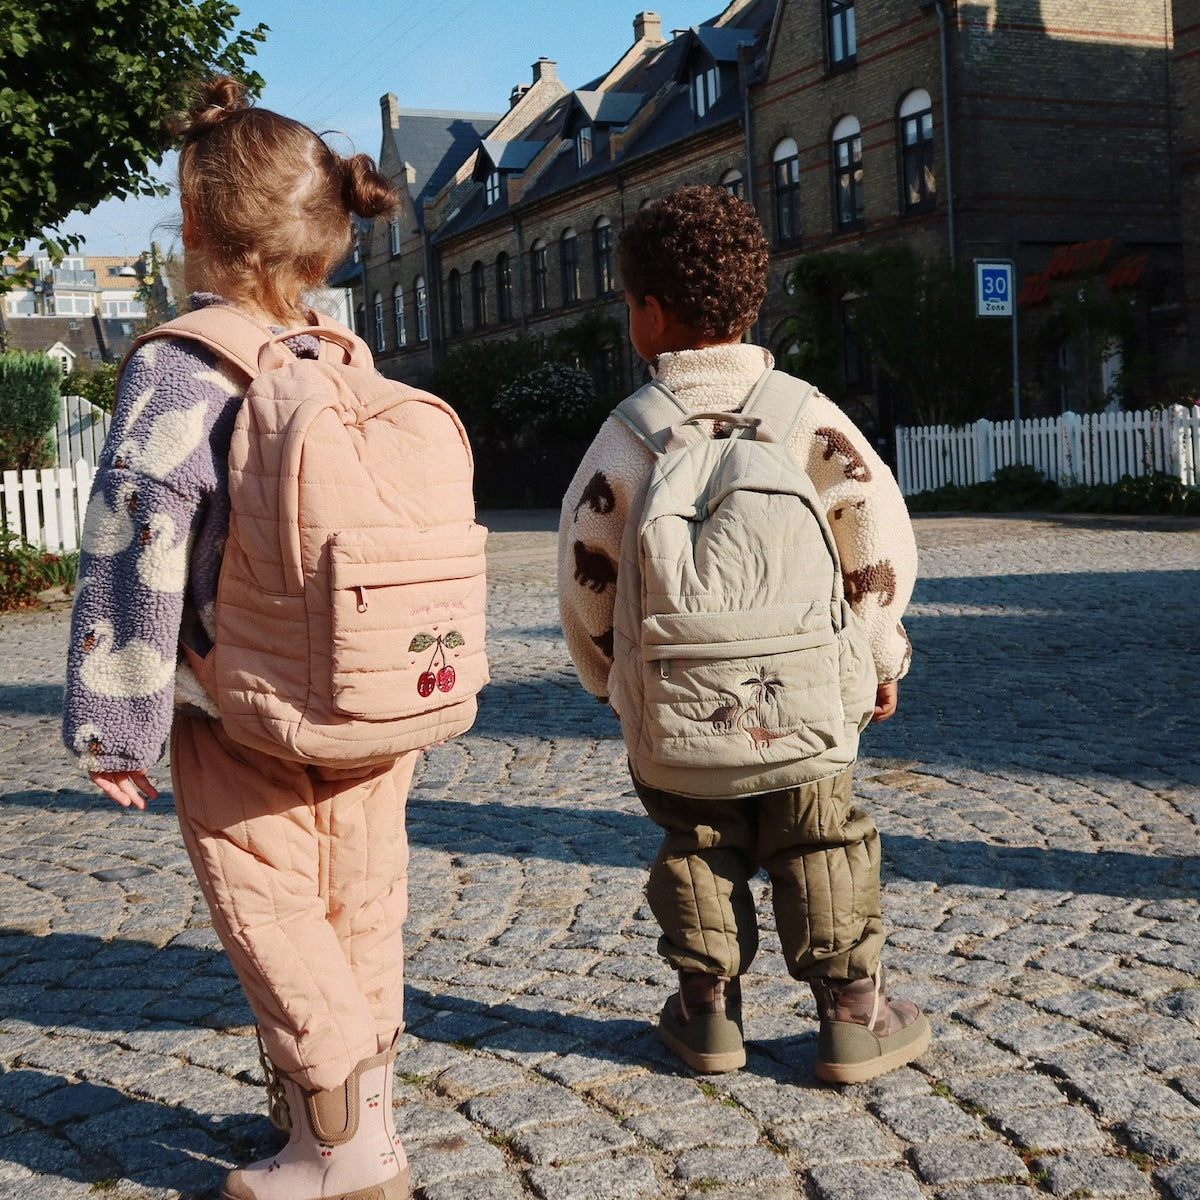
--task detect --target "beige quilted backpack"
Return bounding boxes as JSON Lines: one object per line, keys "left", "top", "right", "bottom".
{"left": 133, "top": 305, "right": 488, "bottom": 767}
{"left": 609, "top": 369, "right": 876, "bottom": 799}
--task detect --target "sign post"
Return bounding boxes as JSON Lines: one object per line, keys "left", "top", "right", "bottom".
{"left": 975, "top": 258, "right": 1020, "bottom": 465}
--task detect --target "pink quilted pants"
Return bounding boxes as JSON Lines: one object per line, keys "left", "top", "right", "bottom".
{"left": 171, "top": 714, "right": 415, "bottom": 1092}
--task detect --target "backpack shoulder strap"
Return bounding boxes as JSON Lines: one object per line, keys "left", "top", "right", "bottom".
{"left": 127, "top": 306, "right": 273, "bottom": 379}
{"left": 612, "top": 379, "right": 690, "bottom": 455}
{"left": 125, "top": 306, "right": 373, "bottom": 381}
{"left": 739, "top": 369, "right": 816, "bottom": 444}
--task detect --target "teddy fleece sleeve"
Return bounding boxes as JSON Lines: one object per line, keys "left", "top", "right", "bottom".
{"left": 791, "top": 391, "right": 917, "bottom": 682}
{"left": 62, "top": 338, "right": 241, "bottom": 774}
{"left": 557, "top": 416, "right": 648, "bottom": 699}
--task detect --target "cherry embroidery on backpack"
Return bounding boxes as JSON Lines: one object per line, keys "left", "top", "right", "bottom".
{"left": 410, "top": 628, "right": 465, "bottom": 697}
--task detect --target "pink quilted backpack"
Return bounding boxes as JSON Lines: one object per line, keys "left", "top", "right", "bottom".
{"left": 133, "top": 305, "right": 488, "bottom": 767}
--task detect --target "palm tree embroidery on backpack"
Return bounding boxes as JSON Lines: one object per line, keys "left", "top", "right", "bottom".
{"left": 410, "top": 629, "right": 465, "bottom": 696}
{"left": 695, "top": 667, "right": 796, "bottom": 754}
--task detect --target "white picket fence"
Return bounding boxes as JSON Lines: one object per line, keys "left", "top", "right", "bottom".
{"left": 1, "top": 396, "right": 109, "bottom": 553}
{"left": 57, "top": 393, "right": 111, "bottom": 470}
{"left": 895, "top": 404, "right": 1200, "bottom": 496}
{"left": 1, "top": 460, "right": 95, "bottom": 553}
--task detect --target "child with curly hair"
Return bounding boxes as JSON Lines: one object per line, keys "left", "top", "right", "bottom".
{"left": 558, "top": 184, "right": 929, "bottom": 1084}
{"left": 63, "top": 77, "right": 415, "bottom": 1200}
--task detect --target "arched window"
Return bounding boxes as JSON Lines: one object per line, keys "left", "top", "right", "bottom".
{"left": 831, "top": 115, "right": 864, "bottom": 230}
{"left": 531, "top": 240, "right": 548, "bottom": 311}
{"left": 415, "top": 276, "right": 429, "bottom": 342}
{"left": 471, "top": 260, "right": 488, "bottom": 327}
{"left": 448, "top": 269, "right": 463, "bottom": 334}
{"left": 393, "top": 284, "right": 407, "bottom": 347}
{"left": 496, "top": 252, "right": 513, "bottom": 322}
{"left": 773, "top": 139, "right": 801, "bottom": 245}
{"left": 720, "top": 168, "right": 745, "bottom": 200}
{"left": 561, "top": 228, "right": 580, "bottom": 305}
{"left": 593, "top": 217, "right": 614, "bottom": 294}
{"left": 899, "top": 89, "right": 936, "bottom": 213}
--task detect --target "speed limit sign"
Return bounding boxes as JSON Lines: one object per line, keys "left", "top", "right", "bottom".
{"left": 975, "top": 260, "right": 1013, "bottom": 317}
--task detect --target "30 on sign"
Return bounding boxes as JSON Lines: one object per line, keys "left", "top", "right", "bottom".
{"left": 975, "top": 260, "right": 1013, "bottom": 317}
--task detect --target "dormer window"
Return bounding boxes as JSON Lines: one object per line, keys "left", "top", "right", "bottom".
{"left": 692, "top": 65, "right": 721, "bottom": 118}
{"left": 485, "top": 171, "right": 501, "bottom": 206}
{"left": 577, "top": 126, "right": 593, "bottom": 168}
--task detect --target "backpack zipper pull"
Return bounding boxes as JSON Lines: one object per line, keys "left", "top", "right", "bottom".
{"left": 354, "top": 586, "right": 368, "bottom": 613}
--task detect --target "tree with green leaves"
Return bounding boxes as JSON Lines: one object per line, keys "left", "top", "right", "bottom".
{"left": 783, "top": 248, "right": 1010, "bottom": 428}
{"left": 0, "top": 0, "right": 266, "bottom": 269}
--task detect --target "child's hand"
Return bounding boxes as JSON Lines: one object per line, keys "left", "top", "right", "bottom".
{"left": 89, "top": 770, "right": 159, "bottom": 811}
{"left": 872, "top": 680, "right": 898, "bottom": 723}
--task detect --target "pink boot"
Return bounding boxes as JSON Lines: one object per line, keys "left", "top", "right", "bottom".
{"left": 222, "top": 1039, "right": 409, "bottom": 1200}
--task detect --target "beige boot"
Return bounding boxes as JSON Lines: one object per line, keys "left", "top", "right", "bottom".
{"left": 658, "top": 971, "right": 746, "bottom": 1073}
{"left": 222, "top": 1041, "right": 409, "bottom": 1200}
{"left": 810, "top": 966, "right": 931, "bottom": 1085}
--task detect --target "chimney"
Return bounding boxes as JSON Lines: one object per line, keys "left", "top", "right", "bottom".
{"left": 634, "top": 12, "right": 663, "bottom": 43}
{"left": 380, "top": 93, "right": 400, "bottom": 132}
{"left": 532, "top": 58, "right": 557, "bottom": 83}
{"left": 510, "top": 83, "right": 530, "bottom": 109}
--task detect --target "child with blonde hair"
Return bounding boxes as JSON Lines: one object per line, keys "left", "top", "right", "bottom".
{"left": 63, "top": 77, "right": 416, "bottom": 1200}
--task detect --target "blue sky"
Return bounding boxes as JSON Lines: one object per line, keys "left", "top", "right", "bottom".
{"left": 53, "top": 0, "right": 727, "bottom": 257}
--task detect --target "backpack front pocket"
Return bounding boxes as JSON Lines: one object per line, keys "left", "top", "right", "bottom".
{"left": 327, "top": 525, "right": 488, "bottom": 720}
{"left": 638, "top": 602, "right": 846, "bottom": 768}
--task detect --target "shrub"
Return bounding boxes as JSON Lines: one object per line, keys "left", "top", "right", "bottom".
{"left": 63, "top": 361, "right": 119, "bottom": 413}
{"left": 493, "top": 361, "right": 600, "bottom": 446}
{"left": 0, "top": 351, "right": 61, "bottom": 469}
{"left": 0, "top": 530, "right": 78, "bottom": 612}
{"left": 907, "top": 466, "right": 1200, "bottom": 515}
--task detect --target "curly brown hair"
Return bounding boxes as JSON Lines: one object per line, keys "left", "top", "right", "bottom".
{"left": 171, "top": 77, "right": 398, "bottom": 322}
{"left": 617, "top": 185, "right": 769, "bottom": 341}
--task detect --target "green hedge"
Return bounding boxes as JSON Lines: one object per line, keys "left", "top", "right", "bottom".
{"left": 907, "top": 465, "right": 1200, "bottom": 515}
{"left": 0, "top": 351, "right": 61, "bottom": 470}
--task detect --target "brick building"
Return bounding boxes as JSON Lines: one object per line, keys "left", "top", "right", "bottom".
{"left": 349, "top": 1, "right": 1196, "bottom": 443}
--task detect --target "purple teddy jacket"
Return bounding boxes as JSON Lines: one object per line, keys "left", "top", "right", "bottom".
{"left": 62, "top": 295, "right": 316, "bottom": 774}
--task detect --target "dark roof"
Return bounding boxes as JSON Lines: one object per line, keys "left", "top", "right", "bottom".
{"left": 476, "top": 139, "right": 546, "bottom": 175}
{"left": 431, "top": 0, "right": 777, "bottom": 242}
{"left": 4, "top": 314, "right": 134, "bottom": 367}
{"left": 569, "top": 91, "right": 644, "bottom": 126}
{"left": 693, "top": 24, "right": 758, "bottom": 63}
{"left": 392, "top": 109, "right": 503, "bottom": 200}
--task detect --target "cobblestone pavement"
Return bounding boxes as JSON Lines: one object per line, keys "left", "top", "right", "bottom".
{"left": 2, "top": 511, "right": 1200, "bottom": 1200}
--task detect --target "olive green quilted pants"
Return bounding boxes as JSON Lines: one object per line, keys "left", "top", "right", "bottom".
{"left": 635, "top": 766, "right": 884, "bottom": 982}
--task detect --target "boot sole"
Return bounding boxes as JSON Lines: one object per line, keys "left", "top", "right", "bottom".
{"left": 658, "top": 1022, "right": 746, "bottom": 1073}
{"left": 221, "top": 1163, "right": 410, "bottom": 1200}
{"left": 814, "top": 1014, "right": 932, "bottom": 1085}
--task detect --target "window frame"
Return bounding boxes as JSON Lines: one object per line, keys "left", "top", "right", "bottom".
{"left": 485, "top": 171, "right": 501, "bottom": 206}
{"left": 773, "top": 139, "right": 801, "bottom": 246}
{"left": 388, "top": 216, "right": 402, "bottom": 257}
{"left": 373, "top": 292, "right": 386, "bottom": 352}
{"left": 393, "top": 284, "right": 407, "bottom": 347}
{"left": 471, "top": 260, "right": 488, "bottom": 328}
{"left": 899, "top": 90, "right": 936, "bottom": 215}
{"left": 561, "top": 229, "right": 580, "bottom": 305}
{"left": 720, "top": 168, "right": 745, "bottom": 200}
{"left": 496, "top": 252, "right": 513, "bottom": 322}
{"left": 531, "top": 239, "right": 548, "bottom": 312}
{"left": 415, "top": 276, "right": 429, "bottom": 342}
{"left": 593, "top": 217, "right": 614, "bottom": 294}
{"left": 831, "top": 116, "right": 865, "bottom": 232}
{"left": 826, "top": 0, "right": 857, "bottom": 71}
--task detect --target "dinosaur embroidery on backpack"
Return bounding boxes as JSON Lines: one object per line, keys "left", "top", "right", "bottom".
{"left": 692, "top": 668, "right": 800, "bottom": 756}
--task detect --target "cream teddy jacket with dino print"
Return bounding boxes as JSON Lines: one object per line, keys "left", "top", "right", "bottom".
{"left": 557, "top": 343, "right": 917, "bottom": 702}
